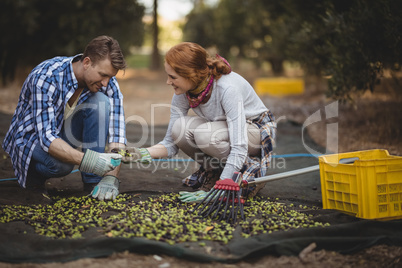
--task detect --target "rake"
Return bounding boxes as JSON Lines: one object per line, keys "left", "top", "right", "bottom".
{"left": 192, "top": 172, "right": 245, "bottom": 223}
{"left": 193, "top": 157, "right": 358, "bottom": 223}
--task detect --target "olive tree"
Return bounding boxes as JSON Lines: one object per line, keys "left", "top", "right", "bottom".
{"left": 0, "top": 0, "right": 145, "bottom": 83}
{"left": 184, "top": 0, "right": 402, "bottom": 100}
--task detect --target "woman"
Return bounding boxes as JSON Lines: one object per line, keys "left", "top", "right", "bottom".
{"left": 134, "top": 42, "right": 276, "bottom": 199}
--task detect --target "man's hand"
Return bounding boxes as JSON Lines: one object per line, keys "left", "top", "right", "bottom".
{"left": 112, "top": 147, "right": 152, "bottom": 164}
{"left": 79, "top": 149, "right": 122, "bottom": 176}
{"left": 91, "top": 175, "right": 119, "bottom": 201}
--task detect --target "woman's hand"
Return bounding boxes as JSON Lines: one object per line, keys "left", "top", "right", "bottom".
{"left": 111, "top": 147, "right": 151, "bottom": 163}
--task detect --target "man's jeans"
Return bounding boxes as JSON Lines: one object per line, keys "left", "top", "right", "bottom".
{"left": 26, "top": 93, "right": 110, "bottom": 187}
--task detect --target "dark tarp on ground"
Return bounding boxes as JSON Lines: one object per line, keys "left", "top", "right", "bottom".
{"left": 0, "top": 218, "right": 401, "bottom": 264}
{"left": 1, "top": 119, "right": 401, "bottom": 264}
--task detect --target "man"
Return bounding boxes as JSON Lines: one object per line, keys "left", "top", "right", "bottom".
{"left": 2, "top": 35, "right": 127, "bottom": 201}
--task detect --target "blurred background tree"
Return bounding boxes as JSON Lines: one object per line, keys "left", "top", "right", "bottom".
{"left": 269, "top": 0, "right": 402, "bottom": 100}
{"left": 0, "top": 0, "right": 144, "bottom": 83}
{"left": 184, "top": 0, "right": 402, "bottom": 100}
{"left": 150, "top": 0, "right": 161, "bottom": 70}
{"left": 1, "top": 0, "right": 401, "bottom": 100}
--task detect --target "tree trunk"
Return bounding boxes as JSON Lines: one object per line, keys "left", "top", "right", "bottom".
{"left": 269, "top": 57, "right": 284, "bottom": 76}
{"left": 150, "top": 0, "right": 160, "bottom": 70}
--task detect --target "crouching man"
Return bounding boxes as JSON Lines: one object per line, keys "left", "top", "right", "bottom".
{"left": 2, "top": 35, "right": 127, "bottom": 201}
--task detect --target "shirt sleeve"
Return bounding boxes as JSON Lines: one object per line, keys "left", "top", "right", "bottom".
{"left": 32, "top": 75, "right": 61, "bottom": 152}
{"left": 219, "top": 86, "right": 249, "bottom": 179}
{"left": 106, "top": 77, "right": 126, "bottom": 145}
{"left": 159, "top": 94, "right": 190, "bottom": 157}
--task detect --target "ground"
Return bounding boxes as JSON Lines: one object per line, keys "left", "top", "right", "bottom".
{"left": 0, "top": 67, "right": 401, "bottom": 267}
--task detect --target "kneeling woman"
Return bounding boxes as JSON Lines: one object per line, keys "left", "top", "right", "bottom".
{"left": 138, "top": 42, "right": 276, "bottom": 197}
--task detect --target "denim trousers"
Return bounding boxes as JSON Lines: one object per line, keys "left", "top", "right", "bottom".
{"left": 26, "top": 93, "right": 110, "bottom": 187}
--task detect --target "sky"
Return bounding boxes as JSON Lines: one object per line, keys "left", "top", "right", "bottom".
{"left": 138, "top": 0, "right": 194, "bottom": 21}
{"left": 138, "top": 0, "right": 217, "bottom": 21}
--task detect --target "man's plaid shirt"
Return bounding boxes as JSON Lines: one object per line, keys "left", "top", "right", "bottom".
{"left": 2, "top": 55, "right": 126, "bottom": 187}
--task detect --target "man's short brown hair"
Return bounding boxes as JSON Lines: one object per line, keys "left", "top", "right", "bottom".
{"left": 82, "top": 35, "right": 126, "bottom": 70}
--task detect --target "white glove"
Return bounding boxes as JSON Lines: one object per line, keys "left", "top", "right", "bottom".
{"left": 79, "top": 149, "right": 122, "bottom": 176}
{"left": 91, "top": 175, "right": 120, "bottom": 201}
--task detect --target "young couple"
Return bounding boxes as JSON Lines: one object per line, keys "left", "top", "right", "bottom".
{"left": 2, "top": 36, "right": 276, "bottom": 202}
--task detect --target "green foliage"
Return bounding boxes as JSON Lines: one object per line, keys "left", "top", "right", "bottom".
{"left": 184, "top": 0, "right": 286, "bottom": 74}
{"left": 0, "top": 0, "right": 145, "bottom": 83}
{"left": 184, "top": 0, "right": 402, "bottom": 100}
{"left": 182, "top": 3, "right": 216, "bottom": 49}
{"left": 274, "top": 0, "right": 402, "bottom": 100}
{"left": 126, "top": 54, "right": 150, "bottom": 69}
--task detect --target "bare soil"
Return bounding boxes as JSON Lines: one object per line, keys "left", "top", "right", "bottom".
{"left": 0, "top": 67, "right": 401, "bottom": 267}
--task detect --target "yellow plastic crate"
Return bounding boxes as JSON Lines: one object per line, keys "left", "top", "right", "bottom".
{"left": 318, "top": 149, "right": 402, "bottom": 220}
{"left": 254, "top": 78, "right": 304, "bottom": 96}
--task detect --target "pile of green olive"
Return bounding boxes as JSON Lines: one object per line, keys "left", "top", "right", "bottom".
{"left": 0, "top": 193, "right": 329, "bottom": 244}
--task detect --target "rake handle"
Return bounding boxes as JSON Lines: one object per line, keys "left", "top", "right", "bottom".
{"left": 245, "top": 165, "right": 320, "bottom": 186}
{"left": 243, "top": 157, "right": 358, "bottom": 186}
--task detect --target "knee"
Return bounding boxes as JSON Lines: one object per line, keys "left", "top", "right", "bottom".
{"left": 48, "top": 160, "right": 75, "bottom": 177}
{"left": 193, "top": 131, "right": 211, "bottom": 148}
{"left": 194, "top": 124, "right": 227, "bottom": 148}
{"left": 193, "top": 123, "right": 231, "bottom": 159}
{"left": 89, "top": 92, "right": 110, "bottom": 105}
{"left": 194, "top": 131, "right": 228, "bottom": 155}
{"left": 85, "top": 93, "right": 110, "bottom": 117}
{"left": 171, "top": 118, "right": 183, "bottom": 141}
{"left": 171, "top": 116, "right": 194, "bottom": 142}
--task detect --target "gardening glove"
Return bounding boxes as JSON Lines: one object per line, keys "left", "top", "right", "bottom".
{"left": 179, "top": 190, "right": 208, "bottom": 203}
{"left": 91, "top": 175, "right": 120, "bottom": 201}
{"left": 179, "top": 188, "right": 223, "bottom": 203}
{"left": 111, "top": 147, "right": 142, "bottom": 163}
{"left": 112, "top": 147, "right": 152, "bottom": 164}
{"left": 79, "top": 149, "right": 122, "bottom": 177}
{"left": 137, "top": 148, "right": 152, "bottom": 163}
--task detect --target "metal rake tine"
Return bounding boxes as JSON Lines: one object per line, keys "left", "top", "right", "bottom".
{"left": 192, "top": 188, "right": 220, "bottom": 214}
{"left": 212, "top": 191, "right": 226, "bottom": 218}
{"left": 204, "top": 198, "right": 229, "bottom": 220}
{"left": 201, "top": 189, "right": 223, "bottom": 217}
{"left": 226, "top": 191, "right": 235, "bottom": 223}
{"left": 192, "top": 188, "right": 218, "bottom": 212}
{"left": 227, "top": 190, "right": 235, "bottom": 222}
{"left": 233, "top": 190, "right": 242, "bottom": 223}
{"left": 227, "top": 189, "right": 243, "bottom": 223}
{"left": 238, "top": 189, "right": 245, "bottom": 221}
{"left": 228, "top": 190, "right": 237, "bottom": 222}
{"left": 230, "top": 172, "right": 243, "bottom": 222}
{"left": 202, "top": 200, "right": 222, "bottom": 218}
{"left": 203, "top": 200, "right": 225, "bottom": 219}
{"left": 217, "top": 190, "right": 231, "bottom": 221}
{"left": 221, "top": 190, "right": 232, "bottom": 221}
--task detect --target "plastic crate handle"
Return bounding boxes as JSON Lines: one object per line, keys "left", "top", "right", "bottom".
{"left": 339, "top": 157, "right": 359, "bottom": 164}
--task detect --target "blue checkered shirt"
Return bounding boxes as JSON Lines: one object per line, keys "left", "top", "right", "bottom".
{"left": 2, "top": 55, "right": 126, "bottom": 187}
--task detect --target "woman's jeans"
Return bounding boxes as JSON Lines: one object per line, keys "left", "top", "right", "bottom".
{"left": 26, "top": 93, "right": 110, "bottom": 188}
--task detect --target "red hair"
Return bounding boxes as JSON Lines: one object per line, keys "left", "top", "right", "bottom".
{"left": 165, "top": 42, "right": 231, "bottom": 87}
